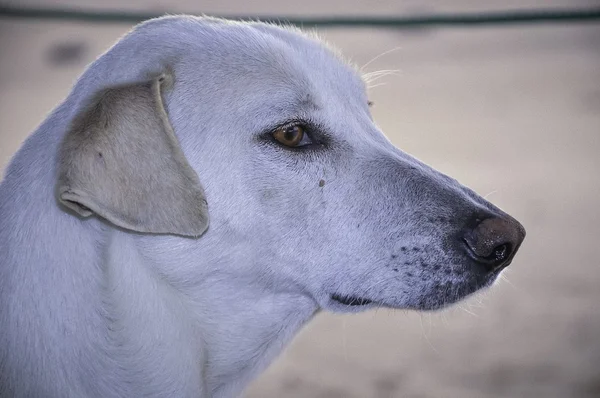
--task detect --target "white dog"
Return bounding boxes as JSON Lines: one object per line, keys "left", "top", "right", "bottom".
{"left": 0, "top": 16, "right": 525, "bottom": 397}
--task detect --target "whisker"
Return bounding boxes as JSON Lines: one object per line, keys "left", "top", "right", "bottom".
{"left": 499, "top": 272, "right": 517, "bottom": 290}
{"left": 483, "top": 190, "right": 498, "bottom": 199}
{"left": 457, "top": 303, "right": 479, "bottom": 317}
{"left": 366, "top": 82, "right": 389, "bottom": 89}
{"left": 360, "top": 46, "right": 403, "bottom": 72}
{"left": 363, "top": 69, "right": 402, "bottom": 79}
{"left": 363, "top": 70, "right": 402, "bottom": 85}
{"left": 419, "top": 313, "right": 439, "bottom": 354}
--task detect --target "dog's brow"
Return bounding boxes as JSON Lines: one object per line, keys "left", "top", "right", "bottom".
{"left": 299, "top": 94, "right": 320, "bottom": 111}
{"left": 259, "top": 91, "right": 321, "bottom": 119}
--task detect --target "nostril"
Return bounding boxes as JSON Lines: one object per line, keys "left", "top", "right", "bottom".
{"left": 463, "top": 237, "right": 513, "bottom": 271}
{"left": 462, "top": 216, "right": 524, "bottom": 272}
{"left": 484, "top": 243, "right": 511, "bottom": 264}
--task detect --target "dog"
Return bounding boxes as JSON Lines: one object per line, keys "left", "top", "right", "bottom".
{"left": 0, "top": 15, "right": 525, "bottom": 397}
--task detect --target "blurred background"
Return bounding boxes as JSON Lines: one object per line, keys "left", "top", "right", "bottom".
{"left": 1, "top": 1, "right": 599, "bottom": 397}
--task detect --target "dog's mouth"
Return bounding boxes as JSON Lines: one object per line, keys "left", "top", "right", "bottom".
{"left": 330, "top": 293, "right": 374, "bottom": 306}
{"left": 328, "top": 271, "right": 499, "bottom": 311}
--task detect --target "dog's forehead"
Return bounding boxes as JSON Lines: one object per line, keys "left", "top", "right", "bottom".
{"left": 249, "top": 23, "right": 366, "bottom": 93}
{"left": 160, "top": 17, "right": 367, "bottom": 106}
{"left": 129, "top": 17, "right": 372, "bottom": 140}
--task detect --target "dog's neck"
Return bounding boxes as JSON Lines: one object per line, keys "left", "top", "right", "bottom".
{"left": 105, "top": 229, "right": 318, "bottom": 397}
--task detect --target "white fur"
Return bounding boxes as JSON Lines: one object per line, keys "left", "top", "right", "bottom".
{"left": 0, "top": 16, "right": 521, "bottom": 397}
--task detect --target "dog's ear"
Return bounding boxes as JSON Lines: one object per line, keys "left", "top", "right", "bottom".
{"left": 57, "top": 74, "right": 209, "bottom": 237}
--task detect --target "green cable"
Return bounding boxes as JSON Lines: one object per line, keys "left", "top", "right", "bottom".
{"left": 0, "top": 5, "right": 599, "bottom": 28}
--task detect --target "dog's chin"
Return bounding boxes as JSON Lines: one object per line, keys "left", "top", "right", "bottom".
{"left": 324, "top": 271, "right": 500, "bottom": 314}
{"left": 416, "top": 272, "right": 500, "bottom": 311}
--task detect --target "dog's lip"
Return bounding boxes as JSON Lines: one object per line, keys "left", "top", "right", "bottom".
{"left": 330, "top": 293, "right": 375, "bottom": 306}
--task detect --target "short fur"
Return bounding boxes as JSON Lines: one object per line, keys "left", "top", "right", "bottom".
{"left": 0, "top": 16, "right": 523, "bottom": 397}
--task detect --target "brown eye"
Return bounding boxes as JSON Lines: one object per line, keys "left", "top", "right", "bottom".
{"left": 273, "top": 125, "right": 305, "bottom": 147}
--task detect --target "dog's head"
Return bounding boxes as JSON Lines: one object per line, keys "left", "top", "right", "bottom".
{"left": 57, "top": 16, "right": 525, "bottom": 313}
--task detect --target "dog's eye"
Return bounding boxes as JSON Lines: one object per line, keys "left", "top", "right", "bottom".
{"left": 272, "top": 125, "right": 312, "bottom": 147}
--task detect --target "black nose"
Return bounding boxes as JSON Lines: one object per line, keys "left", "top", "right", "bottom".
{"left": 463, "top": 217, "right": 526, "bottom": 272}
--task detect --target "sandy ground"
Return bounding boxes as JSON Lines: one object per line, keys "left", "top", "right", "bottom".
{"left": 1, "top": 1, "right": 600, "bottom": 397}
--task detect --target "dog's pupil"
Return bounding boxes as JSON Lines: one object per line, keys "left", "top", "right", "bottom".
{"left": 284, "top": 128, "right": 297, "bottom": 141}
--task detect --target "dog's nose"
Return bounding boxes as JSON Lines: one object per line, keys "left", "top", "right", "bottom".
{"left": 463, "top": 217, "right": 526, "bottom": 272}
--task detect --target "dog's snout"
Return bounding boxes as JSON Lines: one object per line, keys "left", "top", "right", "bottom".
{"left": 462, "top": 217, "right": 526, "bottom": 272}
